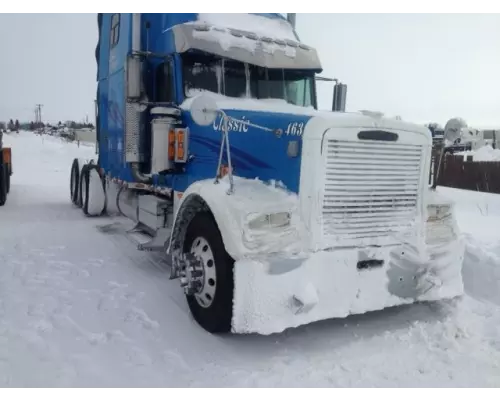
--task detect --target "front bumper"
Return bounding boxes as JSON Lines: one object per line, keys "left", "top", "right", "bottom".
{"left": 231, "top": 234, "right": 465, "bottom": 335}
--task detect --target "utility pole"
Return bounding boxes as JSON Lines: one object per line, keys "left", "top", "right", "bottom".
{"left": 34, "top": 106, "right": 39, "bottom": 132}
{"left": 35, "top": 104, "right": 43, "bottom": 134}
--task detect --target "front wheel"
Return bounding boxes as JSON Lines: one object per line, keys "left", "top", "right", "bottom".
{"left": 183, "top": 212, "right": 234, "bottom": 333}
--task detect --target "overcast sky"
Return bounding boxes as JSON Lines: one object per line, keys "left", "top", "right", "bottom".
{"left": 0, "top": 13, "right": 499, "bottom": 128}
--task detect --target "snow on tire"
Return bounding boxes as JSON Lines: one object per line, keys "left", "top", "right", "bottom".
{"left": 76, "top": 158, "right": 90, "bottom": 208}
{"left": 81, "top": 164, "right": 106, "bottom": 217}
{"left": 183, "top": 212, "right": 234, "bottom": 334}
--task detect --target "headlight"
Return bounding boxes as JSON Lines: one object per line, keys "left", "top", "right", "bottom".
{"left": 247, "top": 212, "right": 291, "bottom": 230}
{"left": 427, "top": 204, "right": 451, "bottom": 222}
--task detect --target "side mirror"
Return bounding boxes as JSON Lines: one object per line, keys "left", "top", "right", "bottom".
{"left": 190, "top": 94, "right": 219, "bottom": 126}
{"left": 332, "top": 82, "right": 347, "bottom": 112}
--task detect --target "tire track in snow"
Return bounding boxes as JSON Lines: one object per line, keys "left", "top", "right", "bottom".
{"left": 462, "top": 233, "right": 500, "bottom": 306}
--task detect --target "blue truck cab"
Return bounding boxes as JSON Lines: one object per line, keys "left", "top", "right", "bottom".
{"left": 94, "top": 13, "right": 336, "bottom": 194}
{"left": 70, "top": 13, "right": 465, "bottom": 335}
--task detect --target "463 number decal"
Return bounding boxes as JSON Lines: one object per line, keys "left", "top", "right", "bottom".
{"left": 285, "top": 122, "right": 305, "bottom": 136}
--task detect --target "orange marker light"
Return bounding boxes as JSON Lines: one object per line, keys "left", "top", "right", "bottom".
{"left": 168, "top": 129, "right": 175, "bottom": 160}
{"left": 176, "top": 129, "right": 185, "bottom": 161}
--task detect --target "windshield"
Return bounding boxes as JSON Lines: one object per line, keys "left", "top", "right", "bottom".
{"left": 182, "top": 52, "right": 316, "bottom": 108}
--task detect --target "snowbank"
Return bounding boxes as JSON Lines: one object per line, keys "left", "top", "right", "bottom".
{"left": 473, "top": 145, "right": 500, "bottom": 161}
{"left": 437, "top": 186, "right": 500, "bottom": 244}
{"left": 457, "top": 145, "right": 500, "bottom": 162}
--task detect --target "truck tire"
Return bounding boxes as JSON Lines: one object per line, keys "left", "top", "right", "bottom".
{"left": 79, "top": 164, "right": 90, "bottom": 213}
{"left": 81, "top": 164, "right": 105, "bottom": 216}
{"left": 70, "top": 158, "right": 80, "bottom": 206}
{"left": 5, "top": 166, "right": 10, "bottom": 194}
{"left": 77, "top": 163, "right": 88, "bottom": 209}
{"left": 0, "top": 164, "right": 7, "bottom": 206}
{"left": 183, "top": 212, "right": 234, "bottom": 333}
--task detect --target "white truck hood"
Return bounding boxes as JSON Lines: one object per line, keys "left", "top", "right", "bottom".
{"left": 180, "top": 92, "right": 432, "bottom": 140}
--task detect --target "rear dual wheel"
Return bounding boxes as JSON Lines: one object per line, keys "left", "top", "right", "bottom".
{"left": 70, "top": 159, "right": 105, "bottom": 216}
{"left": 70, "top": 158, "right": 81, "bottom": 206}
{"left": 79, "top": 164, "right": 90, "bottom": 214}
{"left": 80, "top": 164, "right": 104, "bottom": 216}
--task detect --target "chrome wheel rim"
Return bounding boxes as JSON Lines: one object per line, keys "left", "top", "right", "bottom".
{"left": 190, "top": 237, "right": 217, "bottom": 308}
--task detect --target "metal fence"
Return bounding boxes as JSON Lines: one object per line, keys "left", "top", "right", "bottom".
{"left": 432, "top": 150, "right": 500, "bottom": 193}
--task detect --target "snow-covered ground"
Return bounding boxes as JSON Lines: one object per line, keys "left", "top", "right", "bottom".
{"left": 1, "top": 131, "right": 500, "bottom": 387}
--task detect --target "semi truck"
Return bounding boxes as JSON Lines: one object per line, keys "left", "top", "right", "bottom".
{"left": 0, "top": 130, "right": 12, "bottom": 206}
{"left": 70, "top": 13, "right": 465, "bottom": 335}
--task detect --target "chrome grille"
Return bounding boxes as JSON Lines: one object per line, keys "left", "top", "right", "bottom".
{"left": 322, "top": 139, "right": 424, "bottom": 241}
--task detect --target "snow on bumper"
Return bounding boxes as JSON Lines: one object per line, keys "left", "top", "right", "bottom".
{"left": 232, "top": 233, "right": 465, "bottom": 335}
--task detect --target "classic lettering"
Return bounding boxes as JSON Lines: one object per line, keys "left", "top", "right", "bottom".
{"left": 211, "top": 117, "right": 305, "bottom": 137}
{"left": 213, "top": 116, "right": 249, "bottom": 133}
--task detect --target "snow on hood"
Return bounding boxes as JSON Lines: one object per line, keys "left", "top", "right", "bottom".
{"left": 180, "top": 91, "right": 432, "bottom": 135}
{"left": 180, "top": 90, "right": 317, "bottom": 116}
